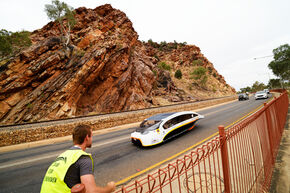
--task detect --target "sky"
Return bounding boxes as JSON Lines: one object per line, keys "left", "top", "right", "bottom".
{"left": 0, "top": 0, "right": 289, "bottom": 91}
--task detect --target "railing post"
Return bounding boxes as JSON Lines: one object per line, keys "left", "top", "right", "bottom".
{"left": 273, "top": 97, "right": 282, "bottom": 135}
{"left": 264, "top": 103, "right": 275, "bottom": 164}
{"left": 218, "top": 125, "right": 231, "bottom": 193}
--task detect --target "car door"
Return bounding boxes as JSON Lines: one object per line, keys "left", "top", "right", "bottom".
{"left": 162, "top": 114, "right": 193, "bottom": 141}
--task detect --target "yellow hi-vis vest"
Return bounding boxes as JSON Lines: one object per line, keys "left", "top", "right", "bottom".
{"left": 40, "top": 149, "right": 93, "bottom": 193}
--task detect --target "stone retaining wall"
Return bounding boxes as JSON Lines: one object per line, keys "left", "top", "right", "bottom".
{"left": 0, "top": 96, "right": 236, "bottom": 147}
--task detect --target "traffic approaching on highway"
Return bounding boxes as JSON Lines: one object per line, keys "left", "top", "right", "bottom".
{"left": 255, "top": 90, "right": 269, "bottom": 100}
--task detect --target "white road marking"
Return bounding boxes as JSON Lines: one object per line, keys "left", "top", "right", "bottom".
{"left": 202, "top": 102, "right": 242, "bottom": 116}
{"left": 0, "top": 136, "right": 128, "bottom": 169}
{"left": 0, "top": 101, "right": 244, "bottom": 170}
{"left": 92, "top": 136, "right": 128, "bottom": 148}
{"left": 0, "top": 151, "right": 64, "bottom": 170}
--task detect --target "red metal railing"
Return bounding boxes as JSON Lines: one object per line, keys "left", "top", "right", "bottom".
{"left": 115, "top": 90, "right": 289, "bottom": 193}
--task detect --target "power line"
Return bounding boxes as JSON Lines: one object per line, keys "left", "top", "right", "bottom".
{"left": 253, "top": 55, "right": 273, "bottom": 60}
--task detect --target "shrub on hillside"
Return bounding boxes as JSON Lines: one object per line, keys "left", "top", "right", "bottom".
{"left": 190, "top": 66, "right": 208, "bottom": 86}
{"left": 174, "top": 69, "right": 182, "bottom": 79}
{"left": 192, "top": 59, "right": 203, "bottom": 66}
{"left": 207, "top": 66, "right": 213, "bottom": 74}
{"left": 157, "top": 61, "right": 171, "bottom": 71}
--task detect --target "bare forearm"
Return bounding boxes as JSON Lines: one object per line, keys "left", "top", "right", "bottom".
{"left": 87, "top": 183, "right": 115, "bottom": 193}
{"left": 81, "top": 174, "right": 115, "bottom": 193}
{"left": 93, "top": 185, "right": 115, "bottom": 193}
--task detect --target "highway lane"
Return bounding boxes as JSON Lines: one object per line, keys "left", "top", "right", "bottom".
{"left": 0, "top": 95, "right": 271, "bottom": 193}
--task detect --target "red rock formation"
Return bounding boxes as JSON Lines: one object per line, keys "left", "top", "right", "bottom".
{"left": 0, "top": 4, "right": 235, "bottom": 124}
{"left": 143, "top": 41, "right": 236, "bottom": 99}
{"left": 0, "top": 4, "right": 155, "bottom": 124}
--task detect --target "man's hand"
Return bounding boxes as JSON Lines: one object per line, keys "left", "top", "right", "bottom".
{"left": 71, "top": 183, "right": 86, "bottom": 193}
{"left": 81, "top": 174, "right": 116, "bottom": 193}
{"left": 106, "top": 181, "right": 116, "bottom": 192}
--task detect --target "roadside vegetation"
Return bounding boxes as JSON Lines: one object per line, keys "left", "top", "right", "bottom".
{"left": 268, "top": 44, "right": 290, "bottom": 88}
{"left": 239, "top": 81, "right": 268, "bottom": 93}
{"left": 239, "top": 43, "right": 290, "bottom": 93}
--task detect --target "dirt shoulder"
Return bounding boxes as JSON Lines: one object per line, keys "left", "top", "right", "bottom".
{"left": 269, "top": 104, "right": 290, "bottom": 193}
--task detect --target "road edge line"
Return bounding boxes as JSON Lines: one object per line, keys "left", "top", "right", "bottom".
{"left": 116, "top": 101, "right": 266, "bottom": 186}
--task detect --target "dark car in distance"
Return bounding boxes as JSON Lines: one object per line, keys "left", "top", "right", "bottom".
{"left": 238, "top": 93, "right": 249, "bottom": 101}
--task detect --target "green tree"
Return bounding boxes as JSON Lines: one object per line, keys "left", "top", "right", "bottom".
{"left": 0, "top": 29, "right": 12, "bottom": 58}
{"left": 240, "top": 86, "right": 252, "bottom": 93}
{"left": 10, "top": 31, "right": 31, "bottom": 53}
{"left": 268, "top": 78, "right": 282, "bottom": 88}
{"left": 174, "top": 69, "right": 182, "bottom": 79}
{"left": 0, "top": 29, "right": 31, "bottom": 62}
{"left": 147, "top": 39, "right": 158, "bottom": 48}
{"left": 268, "top": 44, "right": 290, "bottom": 84}
{"left": 45, "top": 0, "right": 76, "bottom": 49}
{"left": 191, "top": 66, "right": 208, "bottom": 86}
{"left": 251, "top": 81, "right": 266, "bottom": 92}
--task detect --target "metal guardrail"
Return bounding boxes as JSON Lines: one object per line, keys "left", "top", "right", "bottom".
{"left": 0, "top": 95, "right": 237, "bottom": 147}
{"left": 0, "top": 96, "right": 233, "bottom": 130}
{"left": 115, "top": 90, "right": 288, "bottom": 193}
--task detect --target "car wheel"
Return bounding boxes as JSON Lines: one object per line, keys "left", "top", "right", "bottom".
{"left": 131, "top": 138, "right": 142, "bottom": 146}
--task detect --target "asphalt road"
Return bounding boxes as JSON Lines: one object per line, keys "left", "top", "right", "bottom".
{"left": 0, "top": 95, "right": 271, "bottom": 193}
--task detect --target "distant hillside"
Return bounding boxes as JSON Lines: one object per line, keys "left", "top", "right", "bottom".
{"left": 142, "top": 40, "right": 235, "bottom": 105}
{"left": 0, "top": 4, "right": 235, "bottom": 124}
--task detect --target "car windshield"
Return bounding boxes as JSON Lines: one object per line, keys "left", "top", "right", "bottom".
{"left": 256, "top": 91, "right": 265, "bottom": 94}
{"left": 139, "top": 120, "right": 161, "bottom": 131}
{"left": 136, "top": 119, "right": 161, "bottom": 133}
{"left": 147, "top": 122, "right": 161, "bottom": 131}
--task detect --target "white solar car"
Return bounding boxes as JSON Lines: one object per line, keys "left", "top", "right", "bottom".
{"left": 131, "top": 111, "right": 204, "bottom": 147}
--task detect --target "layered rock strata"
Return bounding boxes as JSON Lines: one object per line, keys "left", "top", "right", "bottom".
{"left": 0, "top": 4, "right": 235, "bottom": 125}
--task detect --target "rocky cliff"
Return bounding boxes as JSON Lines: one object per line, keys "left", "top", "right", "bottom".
{"left": 143, "top": 41, "right": 236, "bottom": 102}
{"left": 0, "top": 4, "right": 235, "bottom": 125}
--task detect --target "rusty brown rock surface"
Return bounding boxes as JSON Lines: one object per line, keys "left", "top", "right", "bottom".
{"left": 0, "top": 4, "right": 235, "bottom": 125}
{"left": 0, "top": 5, "right": 155, "bottom": 124}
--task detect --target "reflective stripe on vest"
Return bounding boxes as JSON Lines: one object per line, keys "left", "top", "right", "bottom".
{"left": 40, "top": 149, "right": 93, "bottom": 193}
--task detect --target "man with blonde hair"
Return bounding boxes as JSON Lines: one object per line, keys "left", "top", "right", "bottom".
{"left": 41, "top": 124, "right": 115, "bottom": 193}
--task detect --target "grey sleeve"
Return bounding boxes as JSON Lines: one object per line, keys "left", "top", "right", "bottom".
{"left": 78, "top": 155, "right": 93, "bottom": 176}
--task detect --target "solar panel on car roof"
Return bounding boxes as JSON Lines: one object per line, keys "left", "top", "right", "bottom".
{"left": 146, "top": 112, "right": 176, "bottom": 121}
